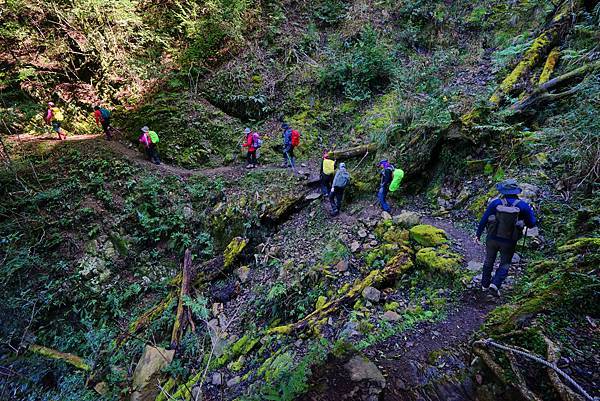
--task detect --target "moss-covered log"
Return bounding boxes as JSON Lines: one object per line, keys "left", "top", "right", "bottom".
{"left": 269, "top": 248, "right": 414, "bottom": 335}
{"left": 260, "top": 191, "right": 317, "bottom": 224}
{"left": 489, "top": 0, "right": 582, "bottom": 106}
{"left": 170, "top": 249, "right": 194, "bottom": 349}
{"left": 327, "top": 144, "right": 377, "bottom": 160}
{"left": 29, "top": 344, "right": 91, "bottom": 371}
{"left": 513, "top": 61, "right": 600, "bottom": 112}
{"left": 538, "top": 47, "right": 560, "bottom": 85}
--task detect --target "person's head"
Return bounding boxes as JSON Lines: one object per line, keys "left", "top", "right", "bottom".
{"left": 496, "top": 179, "right": 522, "bottom": 197}
{"left": 339, "top": 162, "right": 346, "bottom": 170}
{"left": 141, "top": 126, "right": 149, "bottom": 133}
{"left": 48, "top": 102, "right": 54, "bottom": 107}
{"left": 323, "top": 151, "right": 329, "bottom": 159}
{"left": 244, "top": 127, "right": 251, "bottom": 135}
{"left": 378, "top": 159, "right": 389, "bottom": 169}
{"left": 94, "top": 105, "right": 100, "bottom": 111}
{"left": 282, "top": 123, "right": 289, "bottom": 130}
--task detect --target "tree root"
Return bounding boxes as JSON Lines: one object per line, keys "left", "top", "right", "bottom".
{"left": 171, "top": 249, "right": 196, "bottom": 349}
{"left": 29, "top": 344, "right": 91, "bottom": 371}
{"left": 544, "top": 336, "right": 586, "bottom": 401}
{"left": 506, "top": 352, "right": 544, "bottom": 401}
{"left": 269, "top": 249, "right": 414, "bottom": 335}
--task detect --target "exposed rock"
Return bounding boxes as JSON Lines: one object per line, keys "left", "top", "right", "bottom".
{"left": 182, "top": 205, "right": 194, "bottom": 219}
{"left": 392, "top": 211, "right": 421, "bottom": 228}
{"left": 358, "top": 229, "right": 368, "bottom": 238}
{"left": 351, "top": 241, "right": 361, "bottom": 253}
{"left": 339, "top": 321, "right": 361, "bottom": 339}
{"left": 466, "top": 261, "right": 483, "bottom": 272}
{"left": 131, "top": 346, "right": 175, "bottom": 401}
{"left": 212, "top": 303, "right": 223, "bottom": 317}
{"left": 409, "top": 225, "right": 448, "bottom": 247}
{"left": 234, "top": 266, "right": 250, "bottom": 283}
{"left": 94, "top": 381, "right": 108, "bottom": 395}
{"left": 512, "top": 253, "right": 521, "bottom": 263}
{"left": 382, "top": 310, "right": 402, "bottom": 321}
{"left": 335, "top": 259, "right": 349, "bottom": 272}
{"left": 344, "top": 355, "right": 386, "bottom": 388}
{"left": 226, "top": 375, "right": 241, "bottom": 387}
{"left": 305, "top": 192, "right": 321, "bottom": 200}
{"left": 520, "top": 183, "right": 540, "bottom": 203}
{"left": 416, "top": 248, "right": 462, "bottom": 275}
{"left": 191, "top": 386, "right": 202, "bottom": 400}
{"left": 381, "top": 211, "right": 392, "bottom": 220}
{"left": 362, "top": 286, "right": 381, "bottom": 303}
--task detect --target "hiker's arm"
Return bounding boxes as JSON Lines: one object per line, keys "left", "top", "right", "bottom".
{"left": 476, "top": 201, "right": 497, "bottom": 238}
{"left": 45, "top": 110, "right": 52, "bottom": 123}
{"left": 522, "top": 202, "right": 537, "bottom": 228}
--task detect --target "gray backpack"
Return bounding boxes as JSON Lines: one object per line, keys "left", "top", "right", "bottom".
{"left": 487, "top": 198, "right": 524, "bottom": 241}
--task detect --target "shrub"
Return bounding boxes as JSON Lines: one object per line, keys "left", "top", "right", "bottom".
{"left": 319, "top": 26, "right": 394, "bottom": 101}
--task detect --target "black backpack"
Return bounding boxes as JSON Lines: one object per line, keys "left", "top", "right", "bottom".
{"left": 487, "top": 198, "right": 525, "bottom": 241}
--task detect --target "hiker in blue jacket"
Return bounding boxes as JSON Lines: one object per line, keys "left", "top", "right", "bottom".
{"left": 281, "top": 123, "right": 295, "bottom": 169}
{"left": 476, "top": 179, "right": 537, "bottom": 297}
{"left": 377, "top": 160, "right": 394, "bottom": 213}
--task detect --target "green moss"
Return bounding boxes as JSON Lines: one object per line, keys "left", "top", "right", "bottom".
{"left": 415, "top": 247, "right": 462, "bottom": 275}
{"left": 557, "top": 237, "right": 600, "bottom": 254}
{"left": 409, "top": 225, "right": 448, "bottom": 247}
{"left": 315, "top": 295, "right": 327, "bottom": 310}
{"left": 384, "top": 301, "right": 400, "bottom": 311}
{"left": 223, "top": 237, "right": 248, "bottom": 269}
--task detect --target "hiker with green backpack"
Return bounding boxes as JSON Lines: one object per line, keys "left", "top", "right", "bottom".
{"left": 94, "top": 105, "right": 112, "bottom": 140}
{"left": 377, "top": 160, "right": 404, "bottom": 213}
{"left": 139, "top": 126, "right": 161, "bottom": 165}
{"left": 476, "top": 179, "right": 537, "bottom": 297}
{"left": 329, "top": 162, "right": 350, "bottom": 216}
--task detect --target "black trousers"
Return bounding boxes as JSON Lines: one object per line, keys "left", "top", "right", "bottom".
{"left": 147, "top": 144, "right": 160, "bottom": 163}
{"left": 329, "top": 187, "right": 345, "bottom": 215}
{"left": 482, "top": 238, "right": 517, "bottom": 289}
{"left": 320, "top": 174, "right": 333, "bottom": 195}
{"left": 247, "top": 150, "right": 257, "bottom": 165}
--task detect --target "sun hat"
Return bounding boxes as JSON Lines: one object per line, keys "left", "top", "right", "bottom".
{"left": 496, "top": 179, "right": 522, "bottom": 195}
{"left": 141, "top": 126, "right": 149, "bottom": 132}
{"left": 48, "top": 102, "right": 54, "bottom": 106}
{"left": 244, "top": 128, "right": 251, "bottom": 134}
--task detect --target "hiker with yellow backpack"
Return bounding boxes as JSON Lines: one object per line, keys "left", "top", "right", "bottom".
{"left": 139, "top": 126, "right": 161, "bottom": 165}
{"left": 45, "top": 102, "right": 67, "bottom": 140}
{"left": 320, "top": 152, "right": 336, "bottom": 196}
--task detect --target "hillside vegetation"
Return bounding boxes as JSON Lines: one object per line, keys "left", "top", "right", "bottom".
{"left": 1, "top": 1, "right": 599, "bottom": 401}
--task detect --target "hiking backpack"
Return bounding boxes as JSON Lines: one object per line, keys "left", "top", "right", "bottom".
{"left": 488, "top": 198, "right": 524, "bottom": 241}
{"left": 252, "top": 133, "right": 263, "bottom": 149}
{"left": 100, "top": 108, "right": 111, "bottom": 121}
{"left": 291, "top": 130, "right": 300, "bottom": 147}
{"left": 334, "top": 171, "right": 350, "bottom": 188}
{"left": 389, "top": 168, "right": 404, "bottom": 192}
{"left": 323, "top": 159, "right": 335, "bottom": 175}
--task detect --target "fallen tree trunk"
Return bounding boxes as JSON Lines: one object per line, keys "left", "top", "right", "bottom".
{"left": 269, "top": 249, "right": 414, "bottom": 335}
{"left": 512, "top": 61, "right": 600, "bottom": 112}
{"left": 538, "top": 47, "right": 561, "bottom": 85}
{"left": 29, "top": 344, "right": 91, "bottom": 371}
{"left": 327, "top": 143, "right": 377, "bottom": 160}
{"left": 489, "top": 0, "right": 582, "bottom": 106}
{"left": 260, "top": 190, "right": 320, "bottom": 224}
{"left": 170, "top": 249, "right": 195, "bottom": 349}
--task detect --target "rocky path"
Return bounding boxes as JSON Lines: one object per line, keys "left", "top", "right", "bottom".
{"left": 302, "top": 215, "right": 495, "bottom": 401}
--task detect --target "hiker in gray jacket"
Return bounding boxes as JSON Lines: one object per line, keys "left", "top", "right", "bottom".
{"left": 329, "top": 163, "right": 350, "bottom": 216}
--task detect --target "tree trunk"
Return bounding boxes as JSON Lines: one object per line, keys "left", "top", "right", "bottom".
{"left": 29, "top": 344, "right": 91, "bottom": 371}
{"left": 327, "top": 144, "right": 377, "bottom": 160}
{"left": 538, "top": 47, "right": 561, "bottom": 85}
{"left": 170, "top": 249, "right": 194, "bottom": 349}
{"left": 489, "top": 0, "right": 582, "bottom": 106}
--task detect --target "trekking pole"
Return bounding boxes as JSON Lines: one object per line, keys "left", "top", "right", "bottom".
{"left": 285, "top": 151, "right": 299, "bottom": 175}
{"left": 520, "top": 227, "right": 528, "bottom": 256}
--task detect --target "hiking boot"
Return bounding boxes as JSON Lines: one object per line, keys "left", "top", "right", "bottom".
{"left": 246, "top": 164, "right": 253, "bottom": 169}
{"left": 489, "top": 284, "right": 501, "bottom": 297}
{"left": 481, "top": 285, "right": 489, "bottom": 292}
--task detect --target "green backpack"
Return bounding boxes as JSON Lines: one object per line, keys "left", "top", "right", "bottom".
{"left": 148, "top": 131, "right": 159, "bottom": 144}
{"left": 389, "top": 168, "right": 404, "bottom": 192}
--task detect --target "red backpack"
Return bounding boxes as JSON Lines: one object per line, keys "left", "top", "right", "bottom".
{"left": 291, "top": 130, "right": 300, "bottom": 147}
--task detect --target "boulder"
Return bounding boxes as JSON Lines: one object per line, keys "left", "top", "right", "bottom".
{"left": 234, "top": 266, "right": 251, "bottom": 283}
{"left": 382, "top": 311, "right": 402, "bottom": 322}
{"left": 344, "top": 355, "right": 386, "bottom": 388}
{"left": 339, "top": 321, "right": 361, "bottom": 339}
{"left": 415, "top": 248, "right": 462, "bottom": 275}
{"left": 409, "top": 225, "right": 448, "bottom": 247}
{"left": 335, "top": 259, "right": 349, "bottom": 272}
{"left": 362, "top": 286, "right": 381, "bottom": 303}
{"left": 226, "top": 375, "right": 241, "bottom": 387}
{"left": 381, "top": 211, "right": 392, "bottom": 220}
{"left": 131, "top": 346, "right": 175, "bottom": 401}
{"left": 350, "top": 241, "right": 361, "bottom": 253}
{"left": 358, "top": 229, "right": 368, "bottom": 238}
{"left": 392, "top": 211, "right": 421, "bottom": 228}
{"left": 466, "top": 261, "right": 483, "bottom": 272}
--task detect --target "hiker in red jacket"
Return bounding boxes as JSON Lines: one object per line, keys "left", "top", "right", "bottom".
{"left": 242, "top": 128, "right": 262, "bottom": 169}
{"left": 94, "top": 105, "right": 112, "bottom": 140}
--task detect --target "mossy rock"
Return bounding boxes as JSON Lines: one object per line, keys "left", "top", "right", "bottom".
{"left": 224, "top": 237, "right": 248, "bottom": 269}
{"left": 409, "top": 225, "right": 448, "bottom": 247}
{"left": 364, "top": 243, "right": 399, "bottom": 267}
{"left": 415, "top": 247, "right": 462, "bottom": 275}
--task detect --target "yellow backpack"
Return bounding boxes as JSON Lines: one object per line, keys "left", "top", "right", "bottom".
{"left": 323, "top": 158, "right": 335, "bottom": 175}
{"left": 51, "top": 107, "right": 64, "bottom": 122}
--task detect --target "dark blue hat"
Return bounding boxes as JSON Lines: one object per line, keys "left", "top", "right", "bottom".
{"left": 496, "top": 179, "right": 522, "bottom": 195}
{"left": 282, "top": 123, "right": 289, "bottom": 129}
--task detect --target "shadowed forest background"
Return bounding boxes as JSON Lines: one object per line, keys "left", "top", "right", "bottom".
{"left": 0, "top": 1, "right": 598, "bottom": 400}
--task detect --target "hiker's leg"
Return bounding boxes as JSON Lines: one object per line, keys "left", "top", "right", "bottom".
{"left": 329, "top": 190, "right": 337, "bottom": 213}
{"left": 102, "top": 120, "right": 111, "bottom": 139}
{"left": 336, "top": 188, "right": 344, "bottom": 212}
{"left": 289, "top": 147, "right": 296, "bottom": 168}
{"left": 378, "top": 186, "right": 390, "bottom": 212}
{"left": 320, "top": 175, "right": 329, "bottom": 196}
{"left": 251, "top": 150, "right": 257, "bottom": 166}
{"left": 492, "top": 242, "right": 516, "bottom": 289}
{"left": 246, "top": 151, "right": 252, "bottom": 166}
{"left": 482, "top": 239, "right": 500, "bottom": 288}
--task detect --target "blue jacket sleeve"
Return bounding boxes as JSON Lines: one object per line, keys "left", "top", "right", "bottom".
{"left": 519, "top": 201, "right": 537, "bottom": 228}
{"left": 283, "top": 129, "right": 292, "bottom": 147}
{"left": 477, "top": 200, "right": 499, "bottom": 238}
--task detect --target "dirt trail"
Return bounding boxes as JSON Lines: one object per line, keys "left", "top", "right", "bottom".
{"left": 303, "top": 216, "right": 493, "bottom": 401}
{"left": 8, "top": 133, "right": 312, "bottom": 181}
